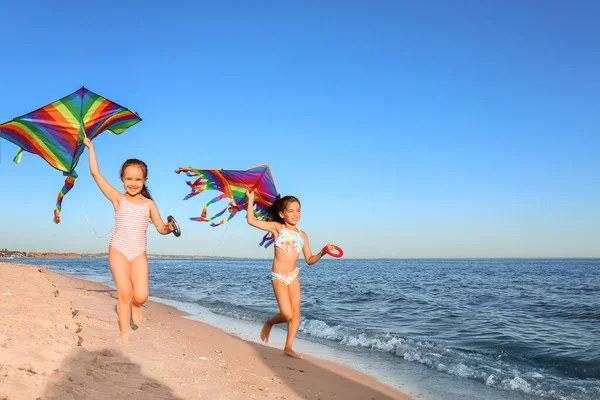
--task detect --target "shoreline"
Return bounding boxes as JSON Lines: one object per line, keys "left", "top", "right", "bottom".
{"left": 149, "top": 295, "right": 425, "bottom": 397}
{"left": 2, "top": 254, "right": 598, "bottom": 260}
{"left": 0, "top": 261, "right": 411, "bottom": 399}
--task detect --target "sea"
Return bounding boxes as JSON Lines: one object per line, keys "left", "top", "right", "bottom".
{"left": 7, "top": 257, "right": 599, "bottom": 400}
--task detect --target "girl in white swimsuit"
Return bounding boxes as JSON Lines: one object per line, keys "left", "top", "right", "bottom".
{"left": 246, "top": 189, "right": 335, "bottom": 359}
{"left": 84, "top": 138, "right": 174, "bottom": 344}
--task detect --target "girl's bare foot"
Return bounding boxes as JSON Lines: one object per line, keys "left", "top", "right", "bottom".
{"left": 260, "top": 321, "right": 273, "bottom": 343}
{"left": 284, "top": 347, "right": 302, "bottom": 359}
{"left": 131, "top": 305, "right": 142, "bottom": 327}
{"left": 115, "top": 334, "right": 130, "bottom": 344}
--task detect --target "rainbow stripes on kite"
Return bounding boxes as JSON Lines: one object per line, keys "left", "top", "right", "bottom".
{"left": 0, "top": 87, "right": 141, "bottom": 223}
{"left": 176, "top": 165, "right": 279, "bottom": 245}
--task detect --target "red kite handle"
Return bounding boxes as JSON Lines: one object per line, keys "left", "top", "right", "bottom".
{"left": 323, "top": 245, "right": 343, "bottom": 258}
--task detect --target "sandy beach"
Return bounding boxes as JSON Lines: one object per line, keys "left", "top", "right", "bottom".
{"left": 0, "top": 261, "right": 410, "bottom": 400}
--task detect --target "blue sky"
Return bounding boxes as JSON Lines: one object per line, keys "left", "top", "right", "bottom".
{"left": 0, "top": 1, "right": 598, "bottom": 258}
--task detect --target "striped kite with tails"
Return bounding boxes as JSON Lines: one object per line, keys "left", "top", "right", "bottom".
{"left": 176, "top": 165, "right": 280, "bottom": 246}
{"left": 0, "top": 87, "right": 141, "bottom": 223}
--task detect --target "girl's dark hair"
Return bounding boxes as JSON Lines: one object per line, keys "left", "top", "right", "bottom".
{"left": 120, "top": 159, "right": 153, "bottom": 200}
{"left": 268, "top": 195, "right": 301, "bottom": 223}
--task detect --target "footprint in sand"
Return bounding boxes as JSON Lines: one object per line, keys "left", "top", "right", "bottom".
{"left": 100, "top": 349, "right": 115, "bottom": 357}
{"left": 113, "top": 362, "right": 139, "bottom": 373}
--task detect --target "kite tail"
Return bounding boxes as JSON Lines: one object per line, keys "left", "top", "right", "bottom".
{"left": 201, "top": 194, "right": 228, "bottom": 218}
{"left": 256, "top": 205, "right": 276, "bottom": 247}
{"left": 54, "top": 171, "right": 78, "bottom": 224}
{"left": 254, "top": 209, "right": 271, "bottom": 221}
{"left": 189, "top": 194, "right": 231, "bottom": 223}
{"left": 209, "top": 205, "right": 242, "bottom": 227}
{"left": 13, "top": 147, "right": 24, "bottom": 164}
{"left": 183, "top": 178, "right": 208, "bottom": 200}
{"left": 190, "top": 206, "right": 228, "bottom": 223}
{"left": 259, "top": 232, "right": 275, "bottom": 248}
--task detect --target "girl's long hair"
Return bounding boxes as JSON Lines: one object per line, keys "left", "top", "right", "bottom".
{"left": 120, "top": 159, "right": 153, "bottom": 200}
{"left": 267, "top": 195, "right": 300, "bottom": 223}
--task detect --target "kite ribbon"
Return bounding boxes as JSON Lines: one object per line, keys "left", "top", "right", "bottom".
{"left": 13, "top": 148, "right": 24, "bottom": 164}
{"left": 187, "top": 193, "right": 248, "bottom": 228}
{"left": 54, "top": 171, "right": 78, "bottom": 224}
{"left": 259, "top": 232, "right": 275, "bottom": 248}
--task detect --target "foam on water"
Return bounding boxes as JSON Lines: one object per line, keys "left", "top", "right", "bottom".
{"left": 296, "top": 317, "right": 599, "bottom": 399}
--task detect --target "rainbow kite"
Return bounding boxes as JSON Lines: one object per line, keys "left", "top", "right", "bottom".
{"left": 0, "top": 87, "right": 141, "bottom": 223}
{"left": 176, "top": 165, "right": 279, "bottom": 246}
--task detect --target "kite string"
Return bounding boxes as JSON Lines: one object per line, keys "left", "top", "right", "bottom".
{"left": 81, "top": 205, "right": 114, "bottom": 238}
{"left": 211, "top": 221, "right": 231, "bottom": 256}
{"left": 76, "top": 177, "right": 114, "bottom": 239}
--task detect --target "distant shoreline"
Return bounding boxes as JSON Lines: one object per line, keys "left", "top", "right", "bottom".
{"left": 1, "top": 251, "right": 597, "bottom": 260}
{"left": 0, "top": 254, "right": 233, "bottom": 259}
{"left": 0, "top": 251, "right": 226, "bottom": 259}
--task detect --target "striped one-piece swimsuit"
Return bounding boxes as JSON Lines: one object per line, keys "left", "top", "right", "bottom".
{"left": 109, "top": 197, "right": 150, "bottom": 261}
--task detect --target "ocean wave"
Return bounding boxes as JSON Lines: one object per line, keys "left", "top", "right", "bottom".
{"left": 298, "top": 318, "right": 600, "bottom": 400}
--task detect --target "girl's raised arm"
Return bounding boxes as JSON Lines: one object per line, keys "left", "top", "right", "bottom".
{"left": 246, "top": 189, "right": 280, "bottom": 236}
{"left": 83, "top": 138, "right": 121, "bottom": 209}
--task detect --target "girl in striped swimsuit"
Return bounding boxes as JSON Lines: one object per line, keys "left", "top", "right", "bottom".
{"left": 246, "top": 189, "right": 335, "bottom": 359}
{"left": 84, "top": 138, "right": 174, "bottom": 344}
